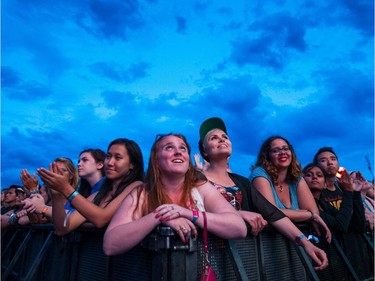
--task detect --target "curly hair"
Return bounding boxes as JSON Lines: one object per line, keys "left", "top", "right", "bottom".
{"left": 140, "top": 133, "right": 206, "bottom": 215}
{"left": 252, "top": 136, "right": 302, "bottom": 186}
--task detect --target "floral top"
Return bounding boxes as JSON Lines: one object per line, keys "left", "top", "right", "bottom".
{"left": 210, "top": 181, "right": 242, "bottom": 211}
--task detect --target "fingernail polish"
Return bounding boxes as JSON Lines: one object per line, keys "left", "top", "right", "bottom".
{"left": 155, "top": 214, "right": 160, "bottom": 218}
{"left": 166, "top": 217, "right": 170, "bottom": 221}
{"left": 159, "top": 217, "right": 163, "bottom": 222}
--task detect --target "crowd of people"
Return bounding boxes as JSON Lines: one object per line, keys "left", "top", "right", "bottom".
{"left": 1, "top": 117, "right": 374, "bottom": 278}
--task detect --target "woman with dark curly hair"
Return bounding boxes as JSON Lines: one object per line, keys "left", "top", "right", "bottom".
{"left": 249, "top": 136, "right": 331, "bottom": 239}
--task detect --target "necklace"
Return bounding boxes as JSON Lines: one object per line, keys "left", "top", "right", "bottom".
{"left": 278, "top": 183, "right": 284, "bottom": 192}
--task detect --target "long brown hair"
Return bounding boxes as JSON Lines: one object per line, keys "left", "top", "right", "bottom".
{"left": 140, "top": 133, "right": 206, "bottom": 215}
{"left": 252, "top": 136, "right": 301, "bottom": 186}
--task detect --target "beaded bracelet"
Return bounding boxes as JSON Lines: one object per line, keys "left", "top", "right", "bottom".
{"left": 67, "top": 191, "right": 78, "bottom": 203}
{"left": 192, "top": 210, "right": 199, "bottom": 223}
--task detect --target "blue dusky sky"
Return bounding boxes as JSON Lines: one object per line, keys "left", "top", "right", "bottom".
{"left": 1, "top": 0, "right": 374, "bottom": 189}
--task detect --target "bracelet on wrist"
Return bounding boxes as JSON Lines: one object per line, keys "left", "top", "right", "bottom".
{"left": 30, "top": 189, "right": 41, "bottom": 195}
{"left": 67, "top": 191, "right": 79, "bottom": 203}
{"left": 41, "top": 206, "right": 48, "bottom": 213}
{"left": 307, "top": 210, "right": 314, "bottom": 222}
{"left": 191, "top": 209, "right": 199, "bottom": 223}
{"left": 8, "top": 213, "right": 19, "bottom": 225}
{"left": 307, "top": 234, "right": 320, "bottom": 244}
{"left": 295, "top": 234, "right": 307, "bottom": 246}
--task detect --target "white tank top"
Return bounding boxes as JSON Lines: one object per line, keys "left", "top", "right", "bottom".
{"left": 191, "top": 187, "right": 206, "bottom": 211}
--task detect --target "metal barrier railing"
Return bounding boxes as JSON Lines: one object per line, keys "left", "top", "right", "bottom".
{"left": 1, "top": 224, "right": 371, "bottom": 281}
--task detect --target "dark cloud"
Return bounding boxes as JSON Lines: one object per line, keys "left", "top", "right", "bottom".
{"left": 251, "top": 13, "right": 308, "bottom": 51}
{"left": 199, "top": 76, "right": 261, "bottom": 115}
{"left": 1, "top": 127, "right": 82, "bottom": 187}
{"left": 338, "top": 0, "right": 373, "bottom": 36}
{"left": 230, "top": 37, "right": 284, "bottom": 69}
{"left": 318, "top": 68, "right": 374, "bottom": 117}
{"left": 298, "top": 0, "right": 373, "bottom": 38}
{"left": 1, "top": 67, "right": 20, "bottom": 88}
{"left": 1, "top": 67, "right": 51, "bottom": 101}
{"left": 75, "top": 0, "right": 144, "bottom": 40}
{"left": 229, "top": 12, "right": 307, "bottom": 69}
{"left": 1, "top": 0, "right": 373, "bottom": 187}
{"left": 175, "top": 16, "right": 187, "bottom": 34}
{"left": 90, "top": 62, "right": 149, "bottom": 83}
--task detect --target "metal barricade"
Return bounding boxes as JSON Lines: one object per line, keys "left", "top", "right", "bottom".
{"left": 3, "top": 223, "right": 368, "bottom": 281}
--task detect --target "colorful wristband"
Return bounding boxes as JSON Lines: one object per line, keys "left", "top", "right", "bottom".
{"left": 307, "top": 234, "right": 320, "bottom": 244}
{"left": 192, "top": 209, "right": 199, "bottom": 223}
{"left": 67, "top": 191, "right": 78, "bottom": 203}
{"left": 41, "top": 206, "right": 48, "bottom": 213}
{"left": 295, "top": 234, "right": 307, "bottom": 246}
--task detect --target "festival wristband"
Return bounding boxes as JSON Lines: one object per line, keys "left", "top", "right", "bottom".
{"left": 295, "top": 234, "right": 307, "bottom": 246}
{"left": 192, "top": 209, "right": 199, "bottom": 223}
{"left": 41, "top": 206, "right": 48, "bottom": 213}
{"left": 67, "top": 191, "right": 78, "bottom": 203}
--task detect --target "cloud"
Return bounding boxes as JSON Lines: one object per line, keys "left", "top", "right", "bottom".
{"left": 90, "top": 61, "right": 150, "bottom": 83}
{"left": 300, "top": 0, "right": 373, "bottom": 38}
{"left": 1, "top": 67, "right": 20, "bottom": 88}
{"left": 75, "top": 0, "right": 145, "bottom": 40}
{"left": 175, "top": 16, "right": 187, "bottom": 34}
{"left": 251, "top": 12, "right": 308, "bottom": 51}
{"left": 1, "top": 67, "right": 51, "bottom": 101}
{"left": 228, "top": 12, "right": 308, "bottom": 69}
{"left": 230, "top": 36, "right": 284, "bottom": 69}
{"left": 318, "top": 68, "right": 373, "bottom": 117}
{"left": 1, "top": 127, "right": 83, "bottom": 187}
{"left": 2, "top": 3, "right": 72, "bottom": 79}
{"left": 337, "top": 0, "right": 373, "bottom": 36}
{"left": 1, "top": 0, "right": 373, "bottom": 187}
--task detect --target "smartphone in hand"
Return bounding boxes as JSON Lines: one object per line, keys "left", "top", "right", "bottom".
{"left": 336, "top": 167, "right": 345, "bottom": 178}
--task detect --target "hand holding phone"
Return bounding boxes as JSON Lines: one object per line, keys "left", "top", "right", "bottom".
{"left": 336, "top": 167, "right": 345, "bottom": 178}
